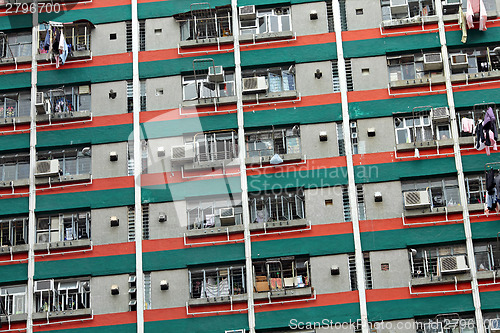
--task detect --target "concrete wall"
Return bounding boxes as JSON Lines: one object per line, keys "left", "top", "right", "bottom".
{"left": 364, "top": 181, "right": 403, "bottom": 220}
{"left": 146, "top": 76, "right": 182, "bottom": 111}
{"left": 91, "top": 81, "right": 128, "bottom": 116}
{"left": 305, "top": 187, "right": 345, "bottom": 224}
{"left": 91, "top": 274, "right": 130, "bottom": 314}
{"left": 145, "top": 136, "right": 185, "bottom": 174}
{"left": 356, "top": 117, "right": 396, "bottom": 154}
{"left": 150, "top": 269, "right": 189, "bottom": 309}
{"left": 91, "top": 22, "right": 127, "bottom": 56}
{"left": 345, "top": 0, "right": 383, "bottom": 31}
{"left": 92, "top": 142, "right": 128, "bottom": 179}
{"left": 291, "top": 2, "right": 329, "bottom": 36}
{"left": 351, "top": 56, "right": 389, "bottom": 91}
{"left": 145, "top": 17, "right": 179, "bottom": 51}
{"left": 148, "top": 201, "right": 187, "bottom": 239}
{"left": 370, "top": 249, "right": 411, "bottom": 289}
{"left": 310, "top": 254, "right": 351, "bottom": 294}
{"left": 92, "top": 206, "right": 129, "bottom": 245}
{"left": 296, "top": 61, "right": 334, "bottom": 97}
{"left": 300, "top": 123, "right": 339, "bottom": 159}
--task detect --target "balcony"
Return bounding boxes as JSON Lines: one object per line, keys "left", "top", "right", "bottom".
{"left": 0, "top": 285, "right": 27, "bottom": 323}
{"left": 402, "top": 178, "right": 461, "bottom": 217}
{"left": 245, "top": 126, "right": 302, "bottom": 165}
{"left": 0, "top": 217, "right": 28, "bottom": 254}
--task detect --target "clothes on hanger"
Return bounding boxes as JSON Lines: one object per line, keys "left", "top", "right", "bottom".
{"left": 461, "top": 117, "right": 474, "bottom": 133}
{"left": 466, "top": 0, "right": 487, "bottom": 31}
{"left": 459, "top": 6, "right": 468, "bottom": 43}
{"left": 475, "top": 108, "right": 498, "bottom": 154}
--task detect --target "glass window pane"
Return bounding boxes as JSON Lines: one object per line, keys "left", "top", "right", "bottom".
{"left": 268, "top": 73, "right": 282, "bottom": 92}
{"left": 17, "top": 163, "right": 29, "bottom": 180}
{"left": 396, "top": 129, "right": 408, "bottom": 144}
{"left": 401, "top": 63, "right": 415, "bottom": 80}
{"left": 183, "top": 82, "right": 198, "bottom": 100}
{"left": 78, "top": 157, "right": 91, "bottom": 174}
{"left": 258, "top": 17, "right": 266, "bottom": 33}
{"left": 281, "top": 16, "right": 290, "bottom": 31}
{"left": 282, "top": 71, "right": 295, "bottom": 91}
{"left": 64, "top": 158, "right": 77, "bottom": 175}
{"left": 269, "top": 15, "right": 279, "bottom": 32}
{"left": 3, "top": 164, "right": 16, "bottom": 181}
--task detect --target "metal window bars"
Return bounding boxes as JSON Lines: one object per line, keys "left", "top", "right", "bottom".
{"left": 248, "top": 190, "right": 305, "bottom": 224}
{"left": 0, "top": 217, "right": 28, "bottom": 247}
{"left": 189, "top": 266, "right": 246, "bottom": 299}
{"left": 245, "top": 126, "right": 301, "bottom": 159}
{"left": 187, "top": 202, "right": 243, "bottom": 230}
{"left": 194, "top": 131, "right": 238, "bottom": 163}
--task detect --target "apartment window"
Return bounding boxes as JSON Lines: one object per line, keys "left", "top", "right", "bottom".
{"left": 189, "top": 265, "right": 246, "bottom": 299}
{"left": 402, "top": 178, "right": 460, "bottom": 208}
{"left": 380, "top": 0, "right": 435, "bottom": 21}
{"left": 187, "top": 196, "right": 243, "bottom": 230}
{"left": 38, "top": 147, "right": 91, "bottom": 176}
{"left": 0, "top": 285, "right": 26, "bottom": 315}
{"left": 126, "top": 21, "right": 133, "bottom": 52}
{"left": 241, "top": 66, "right": 295, "bottom": 94}
{"left": 240, "top": 7, "right": 291, "bottom": 35}
{"left": 331, "top": 60, "right": 353, "bottom": 92}
{"left": 465, "top": 174, "right": 487, "bottom": 204}
{"left": 348, "top": 253, "right": 372, "bottom": 290}
{"left": 127, "top": 80, "right": 133, "bottom": 112}
{"left": 39, "top": 21, "right": 92, "bottom": 56}
{"left": 394, "top": 114, "right": 433, "bottom": 144}
{"left": 388, "top": 54, "right": 427, "bottom": 81}
{"left": 416, "top": 314, "right": 476, "bottom": 333}
{"left": 143, "top": 272, "right": 151, "bottom": 310}
{"left": 139, "top": 20, "right": 145, "bottom": 51}
{"left": 357, "top": 185, "right": 366, "bottom": 220}
{"left": 186, "top": 131, "right": 237, "bottom": 163}
{"left": 182, "top": 72, "right": 235, "bottom": 101}
{"left": 410, "top": 244, "right": 467, "bottom": 278}
{"left": 0, "top": 217, "right": 28, "bottom": 247}
{"left": 0, "top": 153, "right": 30, "bottom": 182}
{"left": 177, "top": 5, "right": 232, "bottom": 41}
{"left": 0, "top": 92, "right": 31, "bottom": 119}
{"left": 34, "top": 278, "right": 90, "bottom": 313}
{"left": 36, "top": 212, "right": 90, "bottom": 244}
{"left": 248, "top": 188, "right": 305, "bottom": 224}
{"left": 41, "top": 85, "right": 91, "bottom": 114}
{"left": 253, "top": 257, "right": 310, "bottom": 292}
{"left": 457, "top": 107, "right": 499, "bottom": 139}
{"left": 245, "top": 125, "right": 301, "bottom": 159}
{"left": 142, "top": 204, "right": 149, "bottom": 240}
{"left": 342, "top": 186, "right": 351, "bottom": 222}
{"left": 474, "top": 242, "right": 500, "bottom": 272}
{"left": 127, "top": 204, "right": 149, "bottom": 241}
{"left": 128, "top": 206, "right": 135, "bottom": 242}
{"left": 449, "top": 46, "right": 500, "bottom": 75}
{"left": 129, "top": 275, "right": 137, "bottom": 311}
{"left": 140, "top": 80, "right": 146, "bottom": 111}
{"left": 0, "top": 32, "right": 31, "bottom": 59}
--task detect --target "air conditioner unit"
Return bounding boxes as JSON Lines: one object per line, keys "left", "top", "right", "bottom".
{"left": 35, "top": 280, "right": 53, "bottom": 292}
{"left": 35, "top": 160, "right": 60, "bottom": 177}
{"left": 443, "top": 0, "right": 461, "bottom": 14}
{"left": 219, "top": 207, "right": 235, "bottom": 219}
{"left": 403, "top": 190, "right": 431, "bottom": 209}
{"left": 37, "top": 232, "right": 50, "bottom": 243}
{"left": 35, "top": 92, "right": 47, "bottom": 114}
{"left": 242, "top": 77, "right": 268, "bottom": 93}
{"left": 439, "top": 254, "right": 469, "bottom": 274}
{"left": 423, "top": 53, "right": 443, "bottom": 71}
{"left": 239, "top": 5, "right": 256, "bottom": 20}
{"left": 208, "top": 66, "right": 224, "bottom": 83}
{"left": 431, "top": 107, "right": 450, "bottom": 123}
{"left": 390, "top": 0, "right": 409, "bottom": 15}
{"left": 450, "top": 54, "right": 468, "bottom": 69}
{"left": 171, "top": 143, "right": 196, "bottom": 164}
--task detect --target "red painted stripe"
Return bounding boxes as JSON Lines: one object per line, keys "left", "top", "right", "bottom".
{"left": 34, "top": 242, "right": 135, "bottom": 263}
{"left": 33, "top": 311, "right": 136, "bottom": 332}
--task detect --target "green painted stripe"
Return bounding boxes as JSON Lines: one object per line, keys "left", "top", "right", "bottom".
{"left": 146, "top": 313, "right": 248, "bottom": 333}
{"left": 0, "top": 263, "right": 28, "bottom": 285}
{"left": 447, "top": 26, "right": 500, "bottom": 48}
{"left": 34, "top": 254, "right": 135, "bottom": 280}
{"left": 21, "top": 324, "right": 136, "bottom": 333}
{"left": 480, "top": 290, "right": 500, "bottom": 311}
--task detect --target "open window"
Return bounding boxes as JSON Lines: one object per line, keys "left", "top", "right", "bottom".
{"left": 0, "top": 31, "right": 32, "bottom": 61}
{"left": 248, "top": 188, "right": 305, "bottom": 224}
{"left": 176, "top": 4, "right": 233, "bottom": 42}
{"left": 402, "top": 177, "right": 460, "bottom": 211}
{"left": 0, "top": 217, "right": 28, "bottom": 248}
{"left": 241, "top": 66, "right": 296, "bottom": 95}
{"left": 0, "top": 153, "right": 30, "bottom": 183}
{"left": 380, "top": 0, "right": 436, "bottom": 22}
{"left": 253, "top": 257, "right": 310, "bottom": 293}
{"left": 410, "top": 244, "right": 468, "bottom": 279}
{"left": 34, "top": 278, "right": 90, "bottom": 314}
{"left": 0, "top": 92, "right": 31, "bottom": 120}
{"left": 37, "top": 146, "right": 91, "bottom": 177}
{"left": 35, "top": 211, "right": 90, "bottom": 244}
{"left": 39, "top": 85, "right": 91, "bottom": 115}
{"left": 182, "top": 72, "right": 235, "bottom": 101}
{"left": 189, "top": 265, "right": 246, "bottom": 299}
{"left": 0, "top": 285, "right": 27, "bottom": 317}
{"left": 245, "top": 125, "right": 301, "bottom": 164}
{"left": 186, "top": 196, "right": 243, "bottom": 230}
{"left": 239, "top": 6, "right": 291, "bottom": 35}
{"left": 474, "top": 241, "right": 500, "bottom": 272}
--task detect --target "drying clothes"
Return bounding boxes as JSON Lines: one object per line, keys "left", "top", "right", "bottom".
{"left": 459, "top": 7, "right": 468, "bottom": 43}
{"left": 484, "top": 107, "right": 496, "bottom": 127}
{"left": 42, "top": 30, "right": 50, "bottom": 51}
{"left": 495, "top": 174, "right": 500, "bottom": 197}
{"left": 466, "top": 0, "right": 487, "bottom": 31}
{"left": 486, "top": 188, "right": 497, "bottom": 211}
{"left": 486, "top": 169, "right": 496, "bottom": 193}
{"left": 462, "top": 117, "right": 474, "bottom": 133}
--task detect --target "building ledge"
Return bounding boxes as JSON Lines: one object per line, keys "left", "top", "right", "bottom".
{"left": 186, "top": 219, "right": 307, "bottom": 238}
{"left": 186, "top": 224, "right": 244, "bottom": 238}
{"left": 242, "top": 90, "right": 298, "bottom": 102}
{"left": 33, "top": 238, "right": 91, "bottom": 252}
{"left": 396, "top": 138, "right": 454, "bottom": 152}
{"left": 182, "top": 95, "right": 238, "bottom": 108}
{"left": 0, "top": 313, "right": 27, "bottom": 323}
{"left": 468, "top": 203, "right": 484, "bottom": 212}
{"left": 249, "top": 218, "right": 308, "bottom": 231}
{"left": 0, "top": 55, "right": 31, "bottom": 66}
{"left": 0, "top": 173, "right": 91, "bottom": 188}
{"left": 246, "top": 153, "right": 302, "bottom": 165}
{"left": 451, "top": 70, "right": 500, "bottom": 84}
{"left": 240, "top": 30, "right": 294, "bottom": 43}
{"left": 0, "top": 244, "right": 28, "bottom": 254}
{"left": 188, "top": 294, "right": 247, "bottom": 306}
{"left": 390, "top": 74, "right": 445, "bottom": 89}
{"left": 0, "top": 110, "right": 91, "bottom": 127}
{"left": 179, "top": 36, "right": 234, "bottom": 48}
{"left": 183, "top": 158, "right": 239, "bottom": 171}
{"left": 476, "top": 270, "right": 498, "bottom": 280}
{"left": 253, "top": 286, "right": 313, "bottom": 299}
{"left": 404, "top": 205, "right": 463, "bottom": 217}
{"left": 33, "top": 308, "right": 92, "bottom": 321}
{"left": 411, "top": 273, "right": 471, "bottom": 286}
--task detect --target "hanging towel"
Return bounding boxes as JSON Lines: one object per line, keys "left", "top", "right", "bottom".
{"left": 59, "top": 38, "right": 69, "bottom": 65}
{"left": 42, "top": 29, "right": 50, "bottom": 51}
{"left": 459, "top": 7, "right": 468, "bottom": 43}
{"left": 479, "top": 0, "right": 487, "bottom": 31}
{"left": 466, "top": 0, "right": 475, "bottom": 28}
{"left": 461, "top": 117, "right": 474, "bottom": 133}
{"left": 467, "top": 0, "right": 488, "bottom": 30}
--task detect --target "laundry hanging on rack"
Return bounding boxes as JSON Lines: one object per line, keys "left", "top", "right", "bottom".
{"left": 461, "top": 117, "right": 474, "bottom": 133}
{"left": 58, "top": 31, "right": 69, "bottom": 65}
{"left": 475, "top": 107, "right": 498, "bottom": 155}
{"left": 466, "top": 0, "right": 487, "bottom": 31}
{"left": 459, "top": 7, "right": 468, "bottom": 43}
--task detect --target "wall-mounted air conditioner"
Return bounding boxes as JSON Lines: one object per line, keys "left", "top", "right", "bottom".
{"left": 450, "top": 54, "right": 468, "bottom": 69}
{"left": 439, "top": 254, "right": 469, "bottom": 274}
{"left": 171, "top": 143, "right": 196, "bottom": 164}
{"left": 423, "top": 53, "right": 443, "bottom": 71}
{"left": 208, "top": 66, "right": 224, "bottom": 83}
{"left": 431, "top": 107, "right": 450, "bottom": 123}
{"left": 242, "top": 77, "right": 268, "bottom": 93}
{"left": 219, "top": 207, "right": 235, "bottom": 219}
{"left": 390, "top": 0, "right": 409, "bottom": 16}
{"left": 35, "top": 92, "right": 47, "bottom": 114}
{"left": 35, "top": 280, "right": 54, "bottom": 292}
{"left": 403, "top": 190, "right": 431, "bottom": 209}
{"left": 35, "top": 160, "right": 60, "bottom": 177}
{"left": 239, "top": 5, "right": 256, "bottom": 20}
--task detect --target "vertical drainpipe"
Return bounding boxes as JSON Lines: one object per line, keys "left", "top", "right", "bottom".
{"left": 331, "top": 1, "right": 369, "bottom": 332}
{"left": 230, "top": 1, "right": 256, "bottom": 332}
{"left": 435, "top": 1, "right": 484, "bottom": 332}
{"left": 131, "top": 0, "right": 144, "bottom": 332}
{"left": 27, "top": 3, "right": 39, "bottom": 333}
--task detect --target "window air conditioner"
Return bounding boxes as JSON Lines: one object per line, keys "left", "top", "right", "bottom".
{"left": 35, "top": 280, "right": 54, "bottom": 292}
{"left": 208, "top": 66, "right": 224, "bottom": 83}
{"left": 37, "top": 232, "right": 50, "bottom": 243}
{"left": 403, "top": 190, "right": 431, "bottom": 209}
{"left": 170, "top": 143, "right": 196, "bottom": 164}
{"left": 431, "top": 107, "right": 450, "bottom": 123}
{"left": 439, "top": 254, "right": 469, "bottom": 274}
{"left": 390, "top": 0, "right": 409, "bottom": 16}
{"left": 219, "top": 207, "right": 235, "bottom": 219}
{"left": 35, "top": 160, "right": 60, "bottom": 177}
{"left": 239, "top": 5, "right": 256, "bottom": 20}
{"left": 35, "top": 92, "right": 47, "bottom": 114}
{"left": 242, "top": 77, "right": 268, "bottom": 93}
{"left": 423, "top": 53, "right": 443, "bottom": 71}
{"left": 450, "top": 54, "right": 468, "bottom": 69}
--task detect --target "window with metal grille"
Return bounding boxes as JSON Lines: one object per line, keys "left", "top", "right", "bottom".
{"left": 348, "top": 253, "right": 357, "bottom": 291}
{"left": 465, "top": 175, "right": 486, "bottom": 204}
{"left": 339, "top": 0, "right": 348, "bottom": 31}
{"left": 140, "top": 80, "right": 146, "bottom": 111}
{"left": 357, "top": 185, "right": 366, "bottom": 220}
{"left": 189, "top": 265, "right": 246, "bottom": 299}
{"left": 248, "top": 188, "right": 305, "bottom": 224}
{"left": 342, "top": 185, "right": 351, "bottom": 222}
{"left": 187, "top": 196, "right": 243, "bottom": 231}
{"left": 350, "top": 120, "right": 358, "bottom": 154}
{"left": 127, "top": 204, "right": 149, "bottom": 241}
{"left": 128, "top": 274, "right": 137, "bottom": 311}
{"left": 348, "top": 253, "right": 372, "bottom": 290}
{"left": 126, "top": 80, "right": 146, "bottom": 112}
{"left": 337, "top": 123, "right": 346, "bottom": 156}
{"left": 331, "top": 59, "right": 353, "bottom": 92}
{"left": 364, "top": 253, "right": 373, "bottom": 289}
{"left": 325, "top": 0, "right": 334, "bottom": 33}
{"left": 127, "top": 141, "right": 134, "bottom": 176}
{"left": 410, "top": 245, "right": 467, "bottom": 279}
{"left": 127, "top": 206, "right": 135, "bottom": 242}
{"left": 126, "top": 21, "right": 132, "bottom": 53}
{"left": 0, "top": 217, "right": 28, "bottom": 247}
{"left": 142, "top": 204, "right": 149, "bottom": 240}
{"left": 144, "top": 272, "right": 151, "bottom": 309}
{"left": 139, "top": 20, "right": 145, "bottom": 51}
